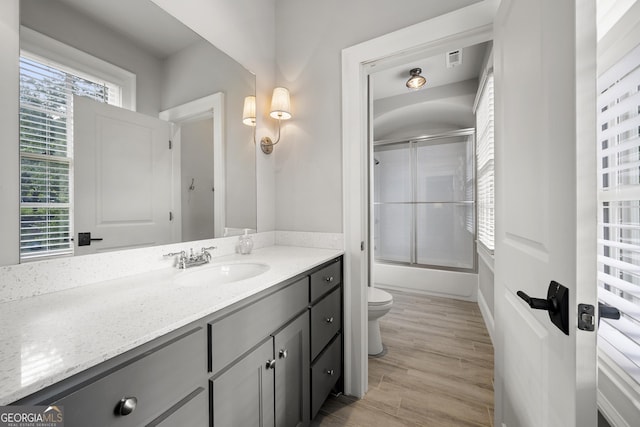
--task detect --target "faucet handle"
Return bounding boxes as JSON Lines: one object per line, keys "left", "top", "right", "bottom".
{"left": 163, "top": 250, "right": 185, "bottom": 258}
{"left": 201, "top": 246, "right": 217, "bottom": 252}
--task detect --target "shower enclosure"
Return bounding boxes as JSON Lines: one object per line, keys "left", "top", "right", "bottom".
{"left": 373, "top": 128, "right": 476, "bottom": 271}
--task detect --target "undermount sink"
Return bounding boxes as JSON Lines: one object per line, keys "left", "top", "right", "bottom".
{"left": 174, "top": 262, "right": 270, "bottom": 287}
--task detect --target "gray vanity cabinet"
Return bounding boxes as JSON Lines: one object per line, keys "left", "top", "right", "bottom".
{"left": 211, "top": 338, "right": 275, "bottom": 427}
{"left": 208, "top": 277, "right": 310, "bottom": 427}
{"left": 274, "top": 312, "right": 310, "bottom": 427}
{"left": 210, "top": 310, "right": 310, "bottom": 427}
{"left": 308, "top": 260, "right": 343, "bottom": 419}
{"left": 13, "top": 256, "right": 343, "bottom": 427}
{"left": 13, "top": 326, "right": 208, "bottom": 427}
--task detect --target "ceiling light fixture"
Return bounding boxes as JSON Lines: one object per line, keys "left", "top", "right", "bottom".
{"left": 406, "top": 68, "right": 426, "bottom": 90}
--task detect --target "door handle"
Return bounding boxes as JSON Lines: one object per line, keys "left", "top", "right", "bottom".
{"left": 598, "top": 302, "right": 620, "bottom": 325}
{"left": 517, "top": 280, "right": 569, "bottom": 335}
{"left": 77, "top": 232, "right": 103, "bottom": 246}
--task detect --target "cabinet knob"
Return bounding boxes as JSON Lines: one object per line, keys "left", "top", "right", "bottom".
{"left": 326, "top": 369, "right": 335, "bottom": 376}
{"left": 116, "top": 396, "right": 137, "bottom": 416}
{"left": 325, "top": 317, "right": 334, "bottom": 324}
{"left": 324, "top": 276, "right": 334, "bottom": 283}
{"left": 266, "top": 359, "right": 276, "bottom": 370}
{"left": 279, "top": 349, "right": 288, "bottom": 359}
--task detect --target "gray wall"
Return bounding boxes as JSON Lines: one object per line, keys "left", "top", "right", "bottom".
{"left": 20, "top": 0, "right": 163, "bottom": 116}
{"left": 161, "top": 39, "right": 257, "bottom": 230}
{"left": 273, "top": 0, "right": 481, "bottom": 232}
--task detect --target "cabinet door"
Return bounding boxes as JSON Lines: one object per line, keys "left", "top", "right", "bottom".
{"left": 274, "top": 312, "right": 310, "bottom": 427}
{"left": 211, "top": 339, "right": 274, "bottom": 427}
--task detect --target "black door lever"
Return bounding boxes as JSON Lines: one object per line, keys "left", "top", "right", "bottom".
{"left": 598, "top": 303, "right": 621, "bottom": 325}
{"left": 517, "top": 291, "right": 554, "bottom": 311}
{"left": 517, "top": 281, "right": 569, "bottom": 335}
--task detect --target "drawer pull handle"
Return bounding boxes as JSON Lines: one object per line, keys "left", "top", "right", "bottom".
{"left": 279, "top": 349, "right": 288, "bottom": 359}
{"left": 326, "top": 369, "right": 335, "bottom": 376}
{"left": 324, "top": 276, "right": 334, "bottom": 283}
{"left": 116, "top": 396, "right": 137, "bottom": 416}
{"left": 325, "top": 317, "right": 334, "bottom": 324}
{"left": 266, "top": 359, "right": 276, "bottom": 370}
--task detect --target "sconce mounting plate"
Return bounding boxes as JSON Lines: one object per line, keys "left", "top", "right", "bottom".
{"left": 261, "top": 137, "right": 274, "bottom": 154}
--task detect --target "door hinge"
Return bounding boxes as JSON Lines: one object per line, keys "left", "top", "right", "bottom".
{"left": 169, "top": 211, "right": 174, "bottom": 221}
{"left": 360, "top": 241, "right": 365, "bottom": 251}
{"left": 578, "top": 304, "right": 595, "bottom": 331}
{"left": 169, "top": 140, "right": 172, "bottom": 149}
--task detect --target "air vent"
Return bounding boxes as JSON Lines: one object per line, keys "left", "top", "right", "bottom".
{"left": 446, "top": 49, "right": 462, "bottom": 68}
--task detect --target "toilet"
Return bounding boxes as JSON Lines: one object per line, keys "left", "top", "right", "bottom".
{"left": 367, "top": 286, "right": 393, "bottom": 356}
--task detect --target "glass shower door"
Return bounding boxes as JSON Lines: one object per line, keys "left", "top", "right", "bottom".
{"left": 415, "top": 134, "right": 475, "bottom": 269}
{"left": 373, "top": 130, "right": 476, "bottom": 271}
{"left": 373, "top": 142, "right": 412, "bottom": 263}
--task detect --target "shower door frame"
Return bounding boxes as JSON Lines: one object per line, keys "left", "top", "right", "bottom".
{"left": 373, "top": 128, "right": 478, "bottom": 273}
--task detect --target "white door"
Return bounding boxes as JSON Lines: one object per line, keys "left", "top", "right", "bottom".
{"left": 74, "top": 96, "right": 173, "bottom": 255}
{"left": 493, "top": 0, "right": 597, "bottom": 426}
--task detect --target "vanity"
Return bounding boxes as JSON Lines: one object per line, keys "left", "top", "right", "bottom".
{"left": 2, "top": 247, "right": 343, "bottom": 426}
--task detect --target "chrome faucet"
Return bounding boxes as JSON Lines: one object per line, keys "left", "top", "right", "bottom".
{"left": 164, "top": 246, "right": 217, "bottom": 269}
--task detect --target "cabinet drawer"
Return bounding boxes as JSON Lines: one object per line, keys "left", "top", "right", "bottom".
{"left": 209, "top": 277, "right": 308, "bottom": 374}
{"left": 310, "top": 260, "right": 341, "bottom": 302}
{"left": 148, "top": 386, "right": 208, "bottom": 427}
{"left": 310, "top": 287, "right": 342, "bottom": 360}
{"left": 55, "top": 327, "right": 205, "bottom": 427}
{"left": 311, "top": 333, "right": 342, "bottom": 419}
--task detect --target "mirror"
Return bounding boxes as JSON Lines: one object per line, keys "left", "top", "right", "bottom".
{"left": 18, "top": 0, "right": 256, "bottom": 260}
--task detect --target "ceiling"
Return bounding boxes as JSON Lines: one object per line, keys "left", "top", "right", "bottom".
{"left": 370, "top": 41, "right": 489, "bottom": 140}
{"left": 56, "top": 0, "right": 201, "bottom": 58}
{"left": 371, "top": 42, "right": 488, "bottom": 100}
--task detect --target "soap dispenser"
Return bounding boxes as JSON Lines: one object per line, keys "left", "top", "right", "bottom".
{"left": 238, "top": 229, "right": 254, "bottom": 255}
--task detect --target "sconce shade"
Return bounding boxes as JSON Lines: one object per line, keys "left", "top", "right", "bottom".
{"left": 269, "top": 87, "right": 291, "bottom": 120}
{"left": 406, "top": 68, "right": 426, "bottom": 90}
{"left": 242, "top": 96, "right": 256, "bottom": 126}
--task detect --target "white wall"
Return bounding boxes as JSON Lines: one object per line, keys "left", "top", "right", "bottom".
{"left": 273, "top": 0, "right": 481, "bottom": 232}
{"left": 0, "top": 0, "right": 19, "bottom": 266}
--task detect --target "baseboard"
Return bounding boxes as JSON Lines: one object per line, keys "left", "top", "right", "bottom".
{"left": 375, "top": 283, "right": 477, "bottom": 302}
{"left": 598, "top": 389, "right": 630, "bottom": 427}
{"left": 477, "top": 289, "right": 494, "bottom": 344}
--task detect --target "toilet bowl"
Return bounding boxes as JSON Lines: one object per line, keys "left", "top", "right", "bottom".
{"left": 367, "top": 287, "right": 393, "bottom": 356}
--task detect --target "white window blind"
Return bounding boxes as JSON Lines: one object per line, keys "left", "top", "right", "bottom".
{"left": 475, "top": 73, "right": 495, "bottom": 252}
{"left": 19, "top": 52, "right": 121, "bottom": 260}
{"left": 597, "top": 42, "right": 640, "bottom": 383}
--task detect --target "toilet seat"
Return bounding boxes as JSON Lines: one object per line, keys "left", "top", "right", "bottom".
{"left": 368, "top": 287, "right": 393, "bottom": 306}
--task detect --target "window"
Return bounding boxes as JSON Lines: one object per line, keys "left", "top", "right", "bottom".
{"left": 19, "top": 51, "right": 122, "bottom": 260}
{"left": 475, "top": 73, "right": 495, "bottom": 252}
{"left": 597, "top": 42, "right": 640, "bottom": 383}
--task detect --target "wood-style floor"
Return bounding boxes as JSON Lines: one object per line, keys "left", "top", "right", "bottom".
{"left": 312, "top": 289, "right": 494, "bottom": 427}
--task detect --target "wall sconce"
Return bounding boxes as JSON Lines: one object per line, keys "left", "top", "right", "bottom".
{"left": 242, "top": 88, "right": 292, "bottom": 155}
{"left": 242, "top": 96, "right": 257, "bottom": 126}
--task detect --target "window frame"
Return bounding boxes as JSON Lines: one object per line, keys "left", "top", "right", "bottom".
{"left": 474, "top": 71, "right": 495, "bottom": 255}
{"left": 18, "top": 27, "right": 135, "bottom": 262}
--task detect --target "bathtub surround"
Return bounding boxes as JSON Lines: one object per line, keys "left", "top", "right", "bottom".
{"left": 0, "top": 231, "right": 343, "bottom": 304}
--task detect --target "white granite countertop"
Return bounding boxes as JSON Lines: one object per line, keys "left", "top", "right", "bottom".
{"left": 0, "top": 245, "right": 343, "bottom": 405}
